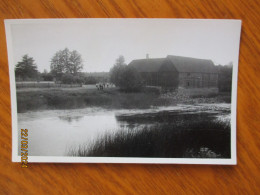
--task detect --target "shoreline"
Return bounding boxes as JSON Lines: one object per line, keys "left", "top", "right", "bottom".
{"left": 16, "top": 87, "right": 231, "bottom": 113}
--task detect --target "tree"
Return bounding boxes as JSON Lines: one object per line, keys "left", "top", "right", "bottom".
{"left": 119, "top": 66, "right": 143, "bottom": 91}
{"left": 41, "top": 69, "right": 53, "bottom": 81}
{"left": 68, "top": 50, "right": 83, "bottom": 74}
{"left": 84, "top": 76, "right": 97, "bottom": 84}
{"left": 110, "top": 55, "right": 143, "bottom": 92}
{"left": 115, "top": 55, "right": 126, "bottom": 66}
{"left": 109, "top": 55, "right": 127, "bottom": 86}
{"left": 61, "top": 74, "right": 74, "bottom": 84}
{"left": 50, "top": 50, "right": 64, "bottom": 80}
{"left": 15, "top": 54, "right": 38, "bottom": 81}
{"left": 50, "top": 48, "right": 83, "bottom": 80}
{"left": 217, "top": 63, "right": 233, "bottom": 92}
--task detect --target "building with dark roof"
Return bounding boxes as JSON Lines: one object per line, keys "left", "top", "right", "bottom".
{"left": 128, "top": 55, "right": 218, "bottom": 89}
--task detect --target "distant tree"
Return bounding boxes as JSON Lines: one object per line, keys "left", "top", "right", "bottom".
{"left": 50, "top": 48, "right": 83, "bottom": 80}
{"left": 15, "top": 54, "right": 38, "bottom": 81}
{"left": 67, "top": 50, "right": 83, "bottom": 74}
{"left": 109, "top": 55, "right": 127, "bottom": 86}
{"left": 84, "top": 76, "right": 97, "bottom": 84}
{"left": 41, "top": 69, "right": 53, "bottom": 81}
{"left": 61, "top": 74, "right": 74, "bottom": 84}
{"left": 73, "top": 75, "right": 84, "bottom": 84}
{"left": 119, "top": 66, "right": 143, "bottom": 91}
{"left": 50, "top": 50, "right": 64, "bottom": 80}
{"left": 110, "top": 55, "right": 143, "bottom": 92}
{"left": 115, "top": 55, "right": 126, "bottom": 66}
{"left": 61, "top": 74, "right": 84, "bottom": 84}
{"left": 217, "top": 63, "right": 233, "bottom": 92}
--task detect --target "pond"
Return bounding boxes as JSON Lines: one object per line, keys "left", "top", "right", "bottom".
{"left": 18, "top": 103, "right": 231, "bottom": 158}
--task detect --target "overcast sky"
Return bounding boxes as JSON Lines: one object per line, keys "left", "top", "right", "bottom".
{"left": 8, "top": 19, "right": 241, "bottom": 72}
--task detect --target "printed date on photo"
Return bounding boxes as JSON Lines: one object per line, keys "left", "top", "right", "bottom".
{"left": 21, "top": 129, "right": 28, "bottom": 167}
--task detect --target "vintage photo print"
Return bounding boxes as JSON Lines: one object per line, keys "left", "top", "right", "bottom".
{"left": 5, "top": 19, "right": 241, "bottom": 164}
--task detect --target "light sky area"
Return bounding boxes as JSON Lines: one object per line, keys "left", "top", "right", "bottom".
{"left": 9, "top": 19, "right": 241, "bottom": 72}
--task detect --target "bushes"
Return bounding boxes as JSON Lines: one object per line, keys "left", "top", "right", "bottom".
{"left": 217, "top": 65, "right": 233, "bottom": 92}
{"left": 84, "top": 76, "right": 97, "bottom": 84}
{"left": 61, "top": 74, "right": 74, "bottom": 84}
{"left": 41, "top": 72, "right": 53, "bottom": 81}
{"left": 110, "top": 65, "right": 143, "bottom": 92}
{"left": 61, "top": 74, "right": 84, "bottom": 84}
{"left": 119, "top": 66, "right": 143, "bottom": 92}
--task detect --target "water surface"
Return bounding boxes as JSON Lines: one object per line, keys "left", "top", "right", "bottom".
{"left": 18, "top": 103, "right": 231, "bottom": 156}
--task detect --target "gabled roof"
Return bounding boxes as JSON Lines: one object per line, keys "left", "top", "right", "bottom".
{"left": 166, "top": 55, "right": 218, "bottom": 73}
{"left": 128, "top": 58, "right": 165, "bottom": 72}
{"left": 128, "top": 55, "right": 218, "bottom": 73}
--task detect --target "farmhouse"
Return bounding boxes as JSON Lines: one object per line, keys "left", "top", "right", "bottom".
{"left": 128, "top": 55, "right": 218, "bottom": 90}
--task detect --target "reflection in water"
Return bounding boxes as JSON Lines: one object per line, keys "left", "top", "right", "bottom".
{"left": 17, "top": 104, "right": 231, "bottom": 157}
{"left": 18, "top": 114, "right": 118, "bottom": 156}
{"left": 58, "top": 115, "right": 84, "bottom": 123}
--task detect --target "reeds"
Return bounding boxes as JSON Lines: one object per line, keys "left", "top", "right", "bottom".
{"left": 68, "top": 116, "right": 231, "bottom": 158}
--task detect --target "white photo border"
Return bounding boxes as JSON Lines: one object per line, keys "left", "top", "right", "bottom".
{"left": 5, "top": 18, "right": 241, "bottom": 165}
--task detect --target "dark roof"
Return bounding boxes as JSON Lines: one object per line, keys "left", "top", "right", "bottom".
{"left": 128, "top": 55, "right": 218, "bottom": 73}
{"left": 166, "top": 55, "right": 217, "bottom": 73}
{"left": 128, "top": 58, "right": 165, "bottom": 72}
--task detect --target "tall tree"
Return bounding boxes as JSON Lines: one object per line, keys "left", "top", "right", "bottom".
{"left": 50, "top": 48, "right": 83, "bottom": 80}
{"left": 15, "top": 54, "right": 38, "bottom": 81}
{"left": 50, "top": 50, "right": 64, "bottom": 79}
{"left": 109, "top": 55, "right": 143, "bottom": 91}
{"left": 109, "top": 55, "right": 127, "bottom": 86}
{"left": 217, "top": 63, "right": 233, "bottom": 92}
{"left": 115, "top": 55, "right": 126, "bottom": 66}
{"left": 68, "top": 50, "right": 83, "bottom": 74}
{"left": 62, "top": 48, "right": 70, "bottom": 73}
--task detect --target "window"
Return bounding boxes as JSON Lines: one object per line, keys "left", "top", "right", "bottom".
{"left": 187, "top": 81, "right": 190, "bottom": 87}
{"left": 187, "top": 73, "right": 190, "bottom": 76}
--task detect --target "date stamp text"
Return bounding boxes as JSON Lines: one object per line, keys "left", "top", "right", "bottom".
{"left": 21, "top": 129, "right": 28, "bottom": 168}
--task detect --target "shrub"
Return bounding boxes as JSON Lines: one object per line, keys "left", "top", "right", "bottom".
{"left": 110, "top": 65, "right": 143, "bottom": 92}
{"left": 61, "top": 74, "right": 84, "bottom": 84}
{"left": 119, "top": 66, "right": 143, "bottom": 92}
{"left": 61, "top": 74, "right": 74, "bottom": 84}
{"left": 73, "top": 75, "right": 84, "bottom": 84}
{"left": 84, "top": 76, "right": 97, "bottom": 84}
{"left": 109, "top": 64, "right": 126, "bottom": 86}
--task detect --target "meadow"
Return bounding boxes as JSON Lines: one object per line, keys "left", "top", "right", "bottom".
{"left": 16, "top": 87, "right": 166, "bottom": 113}
{"left": 16, "top": 86, "right": 230, "bottom": 113}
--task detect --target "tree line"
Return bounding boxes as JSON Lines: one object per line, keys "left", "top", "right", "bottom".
{"left": 15, "top": 51, "right": 233, "bottom": 92}
{"left": 15, "top": 48, "right": 84, "bottom": 83}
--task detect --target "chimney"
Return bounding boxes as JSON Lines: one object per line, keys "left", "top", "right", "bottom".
{"left": 146, "top": 54, "right": 149, "bottom": 59}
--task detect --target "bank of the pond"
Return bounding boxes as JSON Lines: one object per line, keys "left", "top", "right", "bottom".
{"left": 16, "top": 87, "right": 231, "bottom": 113}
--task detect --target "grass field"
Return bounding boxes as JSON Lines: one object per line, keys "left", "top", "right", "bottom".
{"left": 16, "top": 86, "right": 167, "bottom": 112}
{"left": 16, "top": 86, "right": 231, "bottom": 113}
{"left": 16, "top": 81, "right": 82, "bottom": 88}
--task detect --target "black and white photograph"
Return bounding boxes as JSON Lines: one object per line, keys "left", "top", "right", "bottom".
{"left": 5, "top": 19, "right": 241, "bottom": 164}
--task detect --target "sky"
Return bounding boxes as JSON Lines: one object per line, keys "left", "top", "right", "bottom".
{"left": 8, "top": 19, "right": 241, "bottom": 73}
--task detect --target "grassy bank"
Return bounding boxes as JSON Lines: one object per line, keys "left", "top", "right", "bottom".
{"left": 16, "top": 87, "right": 231, "bottom": 113}
{"left": 68, "top": 114, "right": 231, "bottom": 158}
{"left": 16, "top": 87, "right": 169, "bottom": 113}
